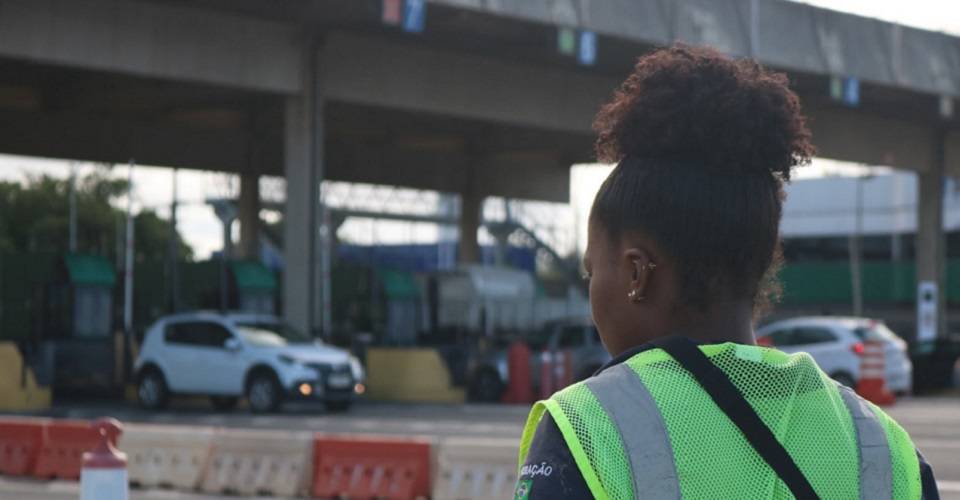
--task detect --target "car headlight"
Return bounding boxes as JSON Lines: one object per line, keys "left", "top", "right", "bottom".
{"left": 349, "top": 356, "right": 365, "bottom": 382}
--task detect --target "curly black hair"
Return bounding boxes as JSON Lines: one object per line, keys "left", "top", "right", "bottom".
{"left": 590, "top": 44, "right": 814, "bottom": 313}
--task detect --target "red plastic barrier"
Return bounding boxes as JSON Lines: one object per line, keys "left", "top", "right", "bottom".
{"left": 0, "top": 419, "right": 44, "bottom": 476}
{"left": 312, "top": 435, "right": 431, "bottom": 500}
{"left": 34, "top": 420, "right": 118, "bottom": 480}
{"left": 501, "top": 342, "right": 533, "bottom": 404}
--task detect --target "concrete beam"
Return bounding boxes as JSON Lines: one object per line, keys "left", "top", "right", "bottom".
{"left": 947, "top": 129, "right": 960, "bottom": 177}
{"left": 0, "top": 0, "right": 302, "bottom": 93}
{"left": 800, "top": 100, "right": 940, "bottom": 172}
{"left": 326, "top": 139, "right": 572, "bottom": 202}
{"left": 0, "top": 108, "right": 249, "bottom": 170}
{"left": 321, "top": 32, "right": 616, "bottom": 135}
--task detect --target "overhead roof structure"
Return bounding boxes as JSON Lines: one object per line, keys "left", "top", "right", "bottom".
{"left": 428, "top": 0, "right": 960, "bottom": 97}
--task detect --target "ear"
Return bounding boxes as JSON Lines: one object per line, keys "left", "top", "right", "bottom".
{"left": 623, "top": 247, "right": 657, "bottom": 301}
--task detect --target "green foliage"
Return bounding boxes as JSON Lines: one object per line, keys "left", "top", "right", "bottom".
{"left": 0, "top": 166, "right": 193, "bottom": 262}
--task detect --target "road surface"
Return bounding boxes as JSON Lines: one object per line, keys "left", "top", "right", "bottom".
{"left": 1, "top": 395, "right": 957, "bottom": 499}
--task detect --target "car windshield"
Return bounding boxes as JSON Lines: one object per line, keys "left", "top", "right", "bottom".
{"left": 852, "top": 322, "right": 900, "bottom": 342}
{"left": 235, "top": 322, "right": 313, "bottom": 347}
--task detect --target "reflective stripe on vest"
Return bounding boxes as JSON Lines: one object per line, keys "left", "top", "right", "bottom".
{"left": 584, "top": 364, "right": 682, "bottom": 500}
{"left": 837, "top": 384, "right": 893, "bottom": 500}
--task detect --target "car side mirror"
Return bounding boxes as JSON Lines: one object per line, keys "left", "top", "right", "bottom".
{"left": 224, "top": 337, "right": 242, "bottom": 352}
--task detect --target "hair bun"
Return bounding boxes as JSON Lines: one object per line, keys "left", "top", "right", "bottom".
{"left": 593, "top": 44, "right": 814, "bottom": 180}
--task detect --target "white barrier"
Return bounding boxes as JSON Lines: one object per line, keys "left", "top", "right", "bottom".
{"left": 433, "top": 437, "right": 519, "bottom": 500}
{"left": 119, "top": 424, "right": 214, "bottom": 491}
{"left": 199, "top": 429, "right": 312, "bottom": 497}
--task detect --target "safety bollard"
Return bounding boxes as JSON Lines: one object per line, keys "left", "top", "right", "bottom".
{"left": 539, "top": 350, "right": 554, "bottom": 400}
{"left": 502, "top": 341, "right": 533, "bottom": 404}
{"left": 556, "top": 349, "right": 574, "bottom": 390}
{"left": 80, "top": 418, "right": 128, "bottom": 500}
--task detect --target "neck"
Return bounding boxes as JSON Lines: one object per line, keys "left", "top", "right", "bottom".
{"left": 666, "top": 300, "right": 756, "bottom": 345}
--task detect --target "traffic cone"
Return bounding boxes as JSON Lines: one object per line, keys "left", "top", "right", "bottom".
{"left": 80, "top": 418, "right": 128, "bottom": 500}
{"left": 856, "top": 341, "right": 896, "bottom": 406}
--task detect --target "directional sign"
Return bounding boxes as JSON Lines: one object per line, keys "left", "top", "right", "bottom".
{"left": 917, "top": 281, "right": 938, "bottom": 342}
{"left": 829, "top": 76, "right": 860, "bottom": 106}
{"left": 578, "top": 30, "right": 596, "bottom": 66}
{"left": 557, "top": 27, "right": 576, "bottom": 56}
{"left": 382, "top": 0, "right": 402, "bottom": 26}
{"left": 842, "top": 77, "right": 860, "bottom": 106}
{"left": 403, "top": 0, "right": 426, "bottom": 33}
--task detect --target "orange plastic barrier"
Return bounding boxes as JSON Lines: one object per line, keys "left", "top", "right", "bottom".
{"left": 34, "top": 419, "right": 118, "bottom": 480}
{"left": 312, "top": 435, "right": 431, "bottom": 500}
{"left": 0, "top": 419, "right": 44, "bottom": 476}
{"left": 856, "top": 341, "right": 895, "bottom": 406}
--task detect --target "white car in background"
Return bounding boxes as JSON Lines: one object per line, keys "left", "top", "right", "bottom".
{"left": 134, "top": 312, "right": 365, "bottom": 413}
{"left": 756, "top": 317, "right": 912, "bottom": 394}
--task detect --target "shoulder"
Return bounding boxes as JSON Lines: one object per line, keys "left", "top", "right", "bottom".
{"left": 516, "top": 413, "right": 593, "bottom": 499}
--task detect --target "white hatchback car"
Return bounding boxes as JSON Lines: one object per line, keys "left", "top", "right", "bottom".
{"left": 756, "top": 317, "right": 912, "bottom": 394}
{"left": 134, "top": 312, "right": 365, "bottom": 413}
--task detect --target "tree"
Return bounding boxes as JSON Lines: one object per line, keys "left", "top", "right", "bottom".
{"left": 0, "top": 166, "right": 193, "bottom": 262}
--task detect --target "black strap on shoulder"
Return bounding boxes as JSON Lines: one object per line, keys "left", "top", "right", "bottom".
{"left": 651, "top": 337, "right": 821, "bottom": 500}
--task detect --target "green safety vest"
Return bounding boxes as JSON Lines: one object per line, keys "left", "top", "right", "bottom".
{"left": 518, "top": 342, "right": 921, "bottom": 500}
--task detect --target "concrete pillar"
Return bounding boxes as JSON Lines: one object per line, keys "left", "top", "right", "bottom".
{"left": 459, "top": 153, "right": 484, "bottom": 264}
{"left": 459, "top": 189, "right": 482, "bottom": 264}
{"left": 237, "top": 173, "right": 260, "bottom": 260}
{"left": 916, "top": 129, "right": 948, "bottom": 343}
{"left": 283, "top": 41, "right": 325, "bottom": 335}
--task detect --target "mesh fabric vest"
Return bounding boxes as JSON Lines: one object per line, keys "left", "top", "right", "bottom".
{"left": 518, "top": 343, "right": 921, "bottom": 500}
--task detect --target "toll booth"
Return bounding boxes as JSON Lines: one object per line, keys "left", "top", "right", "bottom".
{"left": 380, "top": 269, "right": 422, "bottom": 346}
{"left": 41, "top": 253, "right": 118, "bottom": 395}
{"left": 230, "top": 261, "right": 278, "bottom": 315}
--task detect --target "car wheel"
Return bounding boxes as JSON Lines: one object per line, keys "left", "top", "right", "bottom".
{"left": 247, "top": 373, "right": 282, "bottom": 413}
{"left": 325, "top": 400, "right": 352, "bottom": 413}
{"left": 469, "top": 369, "right": 504, "bottom": 402}
{"left": 210, "top": 396, "right": 239, "bottom": 411}
{"left": 831, "top": 372, "right": 856, "bottom": 389}
{"left": 138, "top": 369, "right": 169, "bottom": 410}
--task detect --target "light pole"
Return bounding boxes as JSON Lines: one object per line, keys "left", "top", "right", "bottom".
{"left": 849, "top": 172, "right": 875, "bottom": 317}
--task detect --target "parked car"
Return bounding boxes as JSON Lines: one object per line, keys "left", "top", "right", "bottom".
{"left": 135, "top": 312, "right": 365, "bottom": 413}
{"left": 467, "top": 317, "right": 610, "bottom": 401}
{"left": 756, "top": 316, "right": 912, "bottom": 394}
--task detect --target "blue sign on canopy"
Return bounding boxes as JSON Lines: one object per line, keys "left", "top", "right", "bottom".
{"left": 403, "top": 0, "right": 426, "bottom": 33}
{"left": 578, "top": 30, "right": 597, "bottom": 66}
{"left": 842, "top": 77, "right": 860, "bottom": 107}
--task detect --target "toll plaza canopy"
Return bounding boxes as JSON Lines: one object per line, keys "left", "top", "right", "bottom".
{"left": 430, "top": 0, "right": 960, "bottom": 97}
{"left": 0, "top": 0, "right": 956, "bottom": 334}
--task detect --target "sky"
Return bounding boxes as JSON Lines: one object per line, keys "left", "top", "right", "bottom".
{"left": 1, "top": 0, "right": 957, "bottom": 259}
{"left": 794, "top": 0, "right": 960, "bottom": 35}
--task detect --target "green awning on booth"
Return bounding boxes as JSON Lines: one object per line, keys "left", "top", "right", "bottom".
{"left": 64, "top": 253, "right": 116, "bottom": 287}
{"left": 230, "top": 261, "right": 277, "bottom": 291}
{"left": 381, "top": 270, "right": 420, "bottom": 299}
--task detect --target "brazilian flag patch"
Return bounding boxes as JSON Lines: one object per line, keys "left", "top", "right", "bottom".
{"left": 514, "top": 479, "right": 533, "bottom": 500}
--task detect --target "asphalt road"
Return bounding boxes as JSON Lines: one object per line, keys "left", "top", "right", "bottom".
{"left": 2, "top": 394, "right": 958, "bottom": 499}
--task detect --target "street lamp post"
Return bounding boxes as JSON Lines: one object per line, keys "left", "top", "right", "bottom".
{"left": 849, "top": 173, "right": 875, "bottom": 317}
